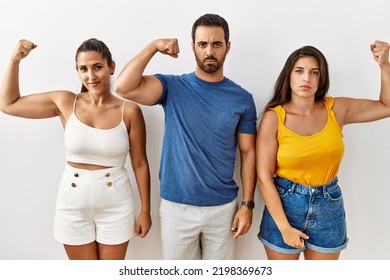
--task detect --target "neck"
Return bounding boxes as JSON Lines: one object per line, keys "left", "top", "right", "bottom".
{"left": 84, "top": 92, "right": 112, "bottom": 108}
{"left": 194, "top": 67, "right": 224, "bottom": 82}
{"left": 287, "top": 97, "right": 319, "bottom": 115}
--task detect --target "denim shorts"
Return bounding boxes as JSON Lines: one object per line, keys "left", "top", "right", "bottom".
{"left": 258, "top": 176, "right": 348, "bottom": 254}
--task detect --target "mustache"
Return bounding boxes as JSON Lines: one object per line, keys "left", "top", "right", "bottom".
{"left": 203, "top": 56, "right": 217, "bottom": 61}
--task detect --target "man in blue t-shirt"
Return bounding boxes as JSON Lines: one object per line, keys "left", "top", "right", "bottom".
{"left": 115, "top": 13, "right": 257, "bottom": 260}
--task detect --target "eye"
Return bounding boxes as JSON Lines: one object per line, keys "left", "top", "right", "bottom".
{"left": 214, "top": 42, "right": 223, "bottom": 47}
{"left": 312, "top": 71, "right": 320, "bottom": 76}
{"left": 94, "top": 65, "right": 103, "bottom": 70}
{"left": 79, "top": 67, "right": 87, "bottom": 72}
{"left": 197, "top": 42, "right": 206, "bottom": 48}
{"left": 295, "top": 69, "right": 303, "bottom": 74}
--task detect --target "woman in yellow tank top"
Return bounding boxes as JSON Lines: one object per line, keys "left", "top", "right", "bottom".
{"left": 256, "top": 41, "right": 390, "bottom": 260}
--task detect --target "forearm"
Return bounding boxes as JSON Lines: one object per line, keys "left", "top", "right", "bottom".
{"left": 0, "top": 60, "right": 21, "bottom": 111}
{"left": 240, "top": 151, "right": 256, "bottom": 201}
{"left": 380, "top": 64, "right": 390, "bottom": 106}
{"left": 258, "top": 179, "right": 291, "bottom": 232}
{"left": 132, "top": 162, "right": 151, "bottom": 213}
{"left": 115, "top": 41, "right": 158, "bottom": 97}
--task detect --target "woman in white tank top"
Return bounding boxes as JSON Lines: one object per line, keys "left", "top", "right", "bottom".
{"left": 0, "top": 38, "right": 151, "bottom": 259}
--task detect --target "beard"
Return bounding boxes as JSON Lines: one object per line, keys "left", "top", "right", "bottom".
{"left": 195, "top": 52, "right": 227, "bottom": 73}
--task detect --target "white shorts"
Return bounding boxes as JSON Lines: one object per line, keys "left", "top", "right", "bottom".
{"left": 53, "top": 164, "right": 135, "bottom": 245}
{"left": 159, "top": 198, "right": 237, "bottom": 260}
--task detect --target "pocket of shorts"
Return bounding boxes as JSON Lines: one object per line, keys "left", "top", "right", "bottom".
{"left": 106, "top": 175, "right": 131, "bottom": 195}
{"left": 276, "top": 185, "right": 290, "bottom": 197}
{"left": 326, "top": 186, "right": 343, "bottom": 201}
{"left": 57, "top": 174, "right": 73, "bottom": 196}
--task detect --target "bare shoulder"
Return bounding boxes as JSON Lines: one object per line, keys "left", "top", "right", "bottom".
{"left": 47, "top": 90, "right": 76, "bottom": 101}
{"left": 124, "top": 100, "right": 142, "bottom": 113}
{"left": 53, "top": 90, "right": 77, "bottom": 109}
{"left": 257, "top": 109, "right": 279, "bottom": 139}
{"left": 332, "top": 96, "right": 353, "bottom": 114}
{"left": 123, "top": 100, "right": 144, "bottom": 122}
{"left": 259, "top": 110, "right": 278, "bottom": 128}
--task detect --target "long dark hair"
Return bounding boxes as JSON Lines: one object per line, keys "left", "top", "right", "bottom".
{"left": 75, "top": 38, "right": 113, "bottom": 93}
{"left": 264, "top": 46, "right": 330, "bottom": 113}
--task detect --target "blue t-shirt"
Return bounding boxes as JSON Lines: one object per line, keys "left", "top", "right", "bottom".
{"left": 154, "top": 72, "right": 257, "bottom": 206}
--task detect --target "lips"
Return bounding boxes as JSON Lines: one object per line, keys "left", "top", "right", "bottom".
{"left": 300, "top": 85, "right": 311, "bottom": 90}
{"left": 88, "top": 81, "right": 100, "bottom": 87}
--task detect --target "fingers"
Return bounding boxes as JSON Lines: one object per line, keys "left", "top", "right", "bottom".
{"left": 371, "top": 40, "right": 390, "bottom": 67}
{"left": 135, "top": 223, "right": 150, "bottom": 238}
{"left": 12, "top": 39, "right": 37, "bottom": 62}
{"left": 135, "top": 214, "right": 152, "bottom": 238}
{"left": 290, "top": 232, "right": 309, "bottom": 248}
{"left": 231, "top": 209, "right": 252, "bottom": 239}
{"left": 283, "top": 228, "right": 309, "bottom": 248}
{"left": 156, "top": 38, "right": 180, "bottom": 58}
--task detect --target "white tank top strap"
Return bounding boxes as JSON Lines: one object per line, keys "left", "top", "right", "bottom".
{"left": 121, "top": 100, "right": 126, "bottom": 121}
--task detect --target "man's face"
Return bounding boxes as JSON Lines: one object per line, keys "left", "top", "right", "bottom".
{"left": 192, "top": 26, "right": 230, "bottom": 74}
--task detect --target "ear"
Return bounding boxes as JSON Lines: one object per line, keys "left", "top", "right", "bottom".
{"left": 110, "top": 60, "right": 116, "bottom": 75}
{"left": 191, "top": 41, "right": 195, "bottom": 52}
{"left": 226, "top": 41, "right": 231, "bottom": 54}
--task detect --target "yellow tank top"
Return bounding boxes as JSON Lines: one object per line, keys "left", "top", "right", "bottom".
{"left": 273, "top": 97, "right": 344, "bottom": 186}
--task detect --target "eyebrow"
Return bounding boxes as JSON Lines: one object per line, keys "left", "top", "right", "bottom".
{"left": 77, "top": 62, "right": 104, "bottom": 68}
{"left": 197, "top": 40, "right": 224, "bottom": 44}
{"left": 294, "top": 66, "right": 320, "bottom": 71}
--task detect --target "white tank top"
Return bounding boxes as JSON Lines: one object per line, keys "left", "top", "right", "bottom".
{"left": 64, "top": 95, "right": 129, "bottom": 167}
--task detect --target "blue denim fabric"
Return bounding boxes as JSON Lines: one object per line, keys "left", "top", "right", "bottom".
{"left": 258, "top": 176, "right": 348, "bottom": 254}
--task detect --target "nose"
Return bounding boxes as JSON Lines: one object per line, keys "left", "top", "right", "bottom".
{"left": 87, "top": 70, "right": 96, "bottom": 81}
{"left": 205, "top": 45, "right": 214, "bottom": 57}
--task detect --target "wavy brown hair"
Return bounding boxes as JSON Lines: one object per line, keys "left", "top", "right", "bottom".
{"left": 263, "top": 46, "right": 330, "bottom": 113}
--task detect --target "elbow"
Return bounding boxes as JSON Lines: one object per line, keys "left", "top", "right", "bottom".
{"left": 0, "top": 102, "right": 9, "bottom": 113}
{"left": 256, "top": 172, "right": 273, "bottom": 192}
{"left": 113, "top": 80, "right": 127, "bottom": 98}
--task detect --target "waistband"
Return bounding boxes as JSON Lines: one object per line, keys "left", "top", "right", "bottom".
{"left": 64, "top": 163, "right": 126, "bottom": 179}
{"left": 274, "top": 175, "right": 339, "bottom": 196}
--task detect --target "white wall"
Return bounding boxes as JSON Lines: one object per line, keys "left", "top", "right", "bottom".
{"left": 0, "top": 0, "right": 389, "bottom": 260}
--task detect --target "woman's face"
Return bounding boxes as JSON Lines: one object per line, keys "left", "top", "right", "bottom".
{"left": 290, "top": 56, "right": 320, "bottom": 99}
{"left": 76, "top": 51, "right": 115, "bottom": 94}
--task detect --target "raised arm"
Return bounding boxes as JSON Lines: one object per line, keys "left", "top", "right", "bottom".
{"left": 333, "top": 40, "right": 390, "bottom": 126}
{"left": 0, "top": 39, "right": 70, "bottom": 119}
{"left": 231, "top": 132, "right": 256, "bottom": 238}
{"left": 114, "top": 39, "right": 180, "bottom": 106}
{"left": 126, "top": 103, "right": 151, "bottom": 238}
{"left": 256, "top": 111, "right": 308, "bottom": 248}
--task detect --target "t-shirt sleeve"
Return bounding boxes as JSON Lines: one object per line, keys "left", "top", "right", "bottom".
{"left": 237, "top": 94, "right": 257, "bottom": 134}
{"left": 153, "top": 73, "right": 168, "bottom": 105}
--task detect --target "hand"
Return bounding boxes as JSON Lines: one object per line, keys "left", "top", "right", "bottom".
{"left": 281, "top": 226, "right": 309, "bottom": 249}
{"left": 370, "top": 40, "right": 390, "bottom": 68}
{"left": 11, "top": 39, "right": 37, "bottom": 63}
{"left": 154, "top": 38, "right": 180, "bottom": 58}
{"left": 230, "top": 206, "right": 253, "bottom": 239}
{"left": 135, "top": 212, "right": 152, "bottom": 238}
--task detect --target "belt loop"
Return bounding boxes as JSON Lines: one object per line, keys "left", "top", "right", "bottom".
{"left": 289, "top": 183, "right": 296, "bottom": 194}
{"left": 322, "top": 184, "right": 328, "bottom": 198}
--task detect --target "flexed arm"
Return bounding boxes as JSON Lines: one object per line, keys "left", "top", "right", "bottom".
{"left": 0, "top": 40, "right": 36, "bottom": 111}
{"left": 373, "top": 41, "right": 390, "bottom": 109}
{"left": 0, "top": 39, "right": 66, "bottom": 119}
{"left": 114, "top": 39, "right": 180, "bottom": 105}
{"left": 334, "top": 40, "right": 390, "bottom": 126}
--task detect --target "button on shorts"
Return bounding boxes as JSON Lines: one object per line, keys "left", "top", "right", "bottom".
{"left": 53, "top": 164, "right": 135, "bottom": 245}
{"left": 258, "top": 176, "right": 348, "bottom": 254}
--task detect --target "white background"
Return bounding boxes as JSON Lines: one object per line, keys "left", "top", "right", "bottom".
{"left": 0, "top": 0, "right": 389, "bottom": 260}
